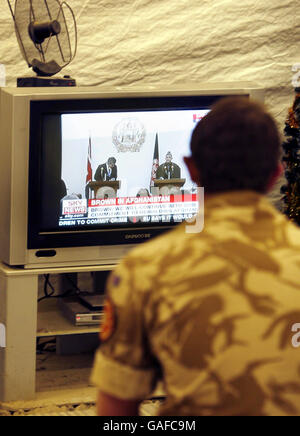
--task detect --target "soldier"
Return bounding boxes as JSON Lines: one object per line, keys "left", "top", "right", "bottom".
{"left": 156, "top": 151, "right": 181, "bottom": 180}
{"left": 91, "top": 97, "right": 300, "bottom": 416}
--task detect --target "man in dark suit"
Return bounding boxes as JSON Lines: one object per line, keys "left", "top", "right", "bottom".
{"left": 94, "top": 157, "right": 117, "bottom": 182}
{"left": 156, "top": 151, "right": 181, "bottom": 180}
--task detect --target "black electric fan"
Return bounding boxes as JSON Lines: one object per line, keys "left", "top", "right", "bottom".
{"left": 7, "top": 0, "right": 77, "bottom": 87}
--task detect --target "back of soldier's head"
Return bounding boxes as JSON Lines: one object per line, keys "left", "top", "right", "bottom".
{"left": 190, "top": 97, "right": 281, "bottom": 194}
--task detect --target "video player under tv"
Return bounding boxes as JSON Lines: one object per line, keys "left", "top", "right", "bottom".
{"left": 59, "top": 296, "right": 104, "bottom": 326}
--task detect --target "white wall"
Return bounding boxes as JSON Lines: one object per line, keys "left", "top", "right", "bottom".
{"left": 2, "top": 0, "right": 299, "bottom": 204}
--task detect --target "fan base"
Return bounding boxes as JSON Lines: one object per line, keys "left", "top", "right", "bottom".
{"left": 17, "top": 76, "right": 76, "bottom": 87}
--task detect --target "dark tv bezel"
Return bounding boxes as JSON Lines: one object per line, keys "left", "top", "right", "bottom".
{"left": 27, "top": 94, "right": 225, "bottom": 250}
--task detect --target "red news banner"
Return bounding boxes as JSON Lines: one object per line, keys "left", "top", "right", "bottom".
{"left": 62, "top": 194, "right": 198, "bottom": 222}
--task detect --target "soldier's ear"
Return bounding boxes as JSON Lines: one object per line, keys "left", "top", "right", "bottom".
{"left": 184, "top": 156, "right": 201, "bottom": 185}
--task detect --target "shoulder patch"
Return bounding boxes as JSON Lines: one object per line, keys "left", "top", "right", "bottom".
{"left": 100, "top": 297, "right": 116, "bottom": 343}
{"left": 112, "top": 274, "right": 121, "bottom": 287}
{"left": 107, "top": 272, "right": 121, "bottom": 289}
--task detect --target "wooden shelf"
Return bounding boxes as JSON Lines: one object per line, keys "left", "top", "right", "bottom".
{"left": 0, "top": 262, "right": 116, "bottom": 277}
{"left": 37, "top": 298, "right": 100, "bottom": 337}
{"left": 0, "top": 262, "right": 112, "bottom": 401}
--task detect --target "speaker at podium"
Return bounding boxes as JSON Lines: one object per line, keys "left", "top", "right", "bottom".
{"left": 152, "top": 178, "right": 186, "bottom": 195}
{"left": 87, "top": 180, "right": 120, "bottom": 199}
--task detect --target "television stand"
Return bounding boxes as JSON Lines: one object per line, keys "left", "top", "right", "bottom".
{"left": 0, "top": 262, "right": 115, "bottom": 402}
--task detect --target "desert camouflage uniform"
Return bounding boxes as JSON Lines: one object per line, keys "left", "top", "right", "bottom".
{"left": 91, "top": 190, "right": 300, "bottom": 416}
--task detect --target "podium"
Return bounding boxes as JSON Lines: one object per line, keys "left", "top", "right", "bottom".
{"left": 87, "top": 180, "right": 120, "bottom": 198}
{"left": 153, "top": 178, "right": 186, "bottom": 194}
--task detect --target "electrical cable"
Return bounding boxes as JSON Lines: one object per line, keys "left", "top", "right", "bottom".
{"left": 38, "top": 274, "right": 79, "bottom": 302}
{"left": 36, "top": 337, "right": 56, "bottom": 353}
{"left": 37, "top": 273, "right": 93, "bottom": 302}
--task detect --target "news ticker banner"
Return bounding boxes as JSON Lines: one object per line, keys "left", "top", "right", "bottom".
{"left": 59, "top": 194, "right": 199, "bottom": 225}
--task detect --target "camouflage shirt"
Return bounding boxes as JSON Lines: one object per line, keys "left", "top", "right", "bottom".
{"left": 91, "top": 190, "right": 300, "bottom": 416}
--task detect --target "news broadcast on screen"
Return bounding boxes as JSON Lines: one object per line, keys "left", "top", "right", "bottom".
{"left": 58, "top": 109, "right": 208, "bottom": 228}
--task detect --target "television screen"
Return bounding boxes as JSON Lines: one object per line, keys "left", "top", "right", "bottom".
{"left": 28, "top": 95, "right": 215, "bottom": 249}
{"left": 49, "top": 108, "right": 208, "bottom": 230}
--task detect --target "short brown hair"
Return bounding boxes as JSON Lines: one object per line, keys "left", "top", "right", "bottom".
{"left": 190, "top": 97, "right": 281, "bottom": 193}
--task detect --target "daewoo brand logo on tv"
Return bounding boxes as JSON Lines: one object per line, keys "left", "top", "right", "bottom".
{"left": 125, "top": 234, "right": 151, "bottom": 239}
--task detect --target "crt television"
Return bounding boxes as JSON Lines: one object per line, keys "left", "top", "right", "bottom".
{"left": 0, "top": 83, "right": 264, "bottom": 268}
